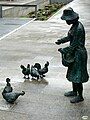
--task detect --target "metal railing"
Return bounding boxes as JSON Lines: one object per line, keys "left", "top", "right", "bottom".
{"left": 0, "top": 3, "right": 37, "bottom": 18}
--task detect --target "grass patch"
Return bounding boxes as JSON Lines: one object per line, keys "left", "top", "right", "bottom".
{"left": 27, "top": 3, "right": 64, "bottom": 21}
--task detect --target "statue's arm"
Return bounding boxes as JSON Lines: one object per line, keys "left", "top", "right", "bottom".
{"left": 61, "top": 29, "right": 82, "bottom": 54}
{"left": 69, "top": 29, "right": 82, "bottom": 50}
{"left": 55, "top": 36, "right": 70, "bottom": 45}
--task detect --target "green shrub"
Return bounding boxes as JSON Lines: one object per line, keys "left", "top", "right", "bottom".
{"left": 27, "top": 3, "right": 64, "bottom": 21}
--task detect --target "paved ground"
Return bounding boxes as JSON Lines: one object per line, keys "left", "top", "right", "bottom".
{"left": 0, "top": 18, "right": 33, "bottom": 38}
{"left": 0, "top": 0, "right": 90, "bottom": 120}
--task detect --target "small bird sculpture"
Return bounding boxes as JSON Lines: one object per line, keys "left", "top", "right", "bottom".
{"left": 30, "top": 65, "right": 40, "bottom": 80}
{"left": 3, "top": 78, "right": 13, "bottom": 93}
{"left": 34, "top": 63, "right": 41, "bottom": 71}
{"left": 20, "top": 64, "right": 30, "bottom": 79}
{"left": 2, "top": 91, "right": 25, "bottom": 104}
{"left": 35, "top": 61, "right": 49, "bottom": 78}
{"left": 2, "top": 78, "right": 25, "bottom": 104}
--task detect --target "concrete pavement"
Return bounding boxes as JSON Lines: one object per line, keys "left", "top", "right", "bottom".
{"left": 0, "top": 18, "right": 33, "bottom": 38}
{"left": 0, "top": 0, "right": 90, "bottom": 120}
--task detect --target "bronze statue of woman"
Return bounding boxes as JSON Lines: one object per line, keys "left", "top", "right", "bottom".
{"left": 55, "top": 7, "right": 89, "bottom": 103}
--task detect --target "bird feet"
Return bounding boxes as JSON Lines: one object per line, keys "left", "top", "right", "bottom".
{"left": 23, "top": 76, "right": 30, "bottom": 80}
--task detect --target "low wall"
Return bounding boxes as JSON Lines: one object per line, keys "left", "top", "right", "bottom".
{"left": 2, "top": 0, "right": 49, "bottom": 17}
{"left": 50, "top": 0, "right": 73, "bottom": 4}
{"left": 2, "top": 0, "right": 73, "bottom": 17}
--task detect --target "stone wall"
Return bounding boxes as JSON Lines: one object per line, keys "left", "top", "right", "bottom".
{"left": 2, "top": 0, "right": 49, "bottom": 17}
{"left": 50, "top": 0, "right": 73, "bottom": 4}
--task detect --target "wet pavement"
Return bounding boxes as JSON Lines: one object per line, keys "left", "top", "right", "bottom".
{"left": 0, "top": 18, "right": 33, "bottom": 39}
{"left": 0, "top": 0, "right": 90, "bottom": 120}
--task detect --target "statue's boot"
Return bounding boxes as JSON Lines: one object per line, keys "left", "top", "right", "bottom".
{"left": 70, "top": 83, "right": 84, "bottom": 103}
{"left": 64, "top": 82, "right": 78, "bottom": 97}
{"left": 70, "top": 95, "right": 84, "bottom": 103}
{"left": 64, "top": 91, "right": 77, "bottom": 97}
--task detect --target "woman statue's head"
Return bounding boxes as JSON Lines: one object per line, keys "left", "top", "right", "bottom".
{"left": 61, "top": 7, "right": 79, "bottom": 25}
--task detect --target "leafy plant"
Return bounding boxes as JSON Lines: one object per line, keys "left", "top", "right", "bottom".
{"left": 27, "top": 3, "right": 64, "bottom": 21}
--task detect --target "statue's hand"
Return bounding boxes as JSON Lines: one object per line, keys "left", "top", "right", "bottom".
{"left": 55, "top": 40, "right": 62, "bottom": 45}
{"left": 55, "top": 41, "right": 60, "bottom": 45}
{"left": 58, "top": 48, "right": 63, "bottom": 52}
{"left": 58, "top": 48, "right": 66, "bottom": 54}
